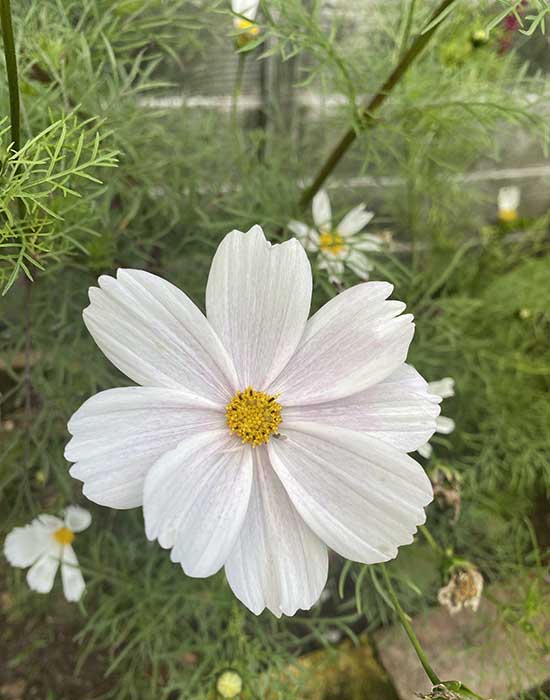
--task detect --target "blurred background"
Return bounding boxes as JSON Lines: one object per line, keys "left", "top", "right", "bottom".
{"left": 0, "top": 1, "right": 549, "bottom": 699}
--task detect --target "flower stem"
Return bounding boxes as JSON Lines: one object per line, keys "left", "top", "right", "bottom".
{"left": 400, "top": 0, "right": 418, "bottom": 57}
{"left": 232, "top": 53, "right": 246, "bottom": 133}
{"left": 419, "top": 524, "right": 441, "bottom": 553}
{"left": 381, "top": 564, "right": 441, "bottom": 687}
{"left": 298, "top": 0, "right": 459, "bottom": 209}
{"left": 0, "top": 0, "right": 20, "bottom": 152}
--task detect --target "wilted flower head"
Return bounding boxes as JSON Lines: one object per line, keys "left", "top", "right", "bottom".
{"left": 231, "top": 0, "right": 260, "bottom": 47}
{"left": 217, "top": 669, "right": 243, "bottom": 698}
{"left": 430, "top": 465, "right": 461, "bottom": 523}
{"left": 417, "top": 378, "right": 455, "bottom": 459}
{"left": 4, "top": 506, "right": 91, "bottom": 602}
{"left": 289, "top": 189, "right": 383, "bottom": 285}
{"left": 438, "top": 567, "right": 484, "bottom": 615}
{"left": 66, "top": 226, "right": 439, "bottom": 617}
{"left": 497, "top": 186, "right": 520, "bottom": 223}
{"left": 418, "top": 683, "right": 463, "bottom": 700}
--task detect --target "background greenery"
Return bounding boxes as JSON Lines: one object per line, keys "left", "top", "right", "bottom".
{"left": 1, "top": 1, "right": 549, "bottom": 698}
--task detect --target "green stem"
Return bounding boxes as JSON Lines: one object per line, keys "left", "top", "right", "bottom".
{"left": 381, "top": 565, "right": 441, "bottom": 686}
{"left": 419, "top": 525, "right": 440, "bottom": 553}
{"left": 231, "top": 52, "right": 246, "bottom": 134}
{"left": 400, "top": 0, "right": 418, "bottom": 57}
{"left": 298, "top": 0, "right": 459, "bottom": 209}
{"left": 0, "top": 0, "right": 20, "bottom": 152}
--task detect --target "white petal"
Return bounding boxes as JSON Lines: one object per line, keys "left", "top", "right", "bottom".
{"left": 63, "top": 506, "right": 91, "bottom": 533}
{"left": 35, "top": 515, "right": 64, "bottom": 532}
{"left": 284, "top": 364, "right": 440, "bottom": 453}
{"left": 232, "top": 0, "right": 259, "bottom": 20}
{"left": 269, "top": 282, "right": 414, "bottom": 405}
{"left": 225, "top": 448, "right": 328, "bottom": 617}
{"left": 346, "top": 250, "right": 373, "bottom": 280}
{"left": 61, "top": 545, "right": 86, "bottom": 602}
{"left": 312, "top": 190, "right": 332, "bottom": 230}
{"left": 4, "top": 522, "right": 51, "bottom": 568}
{"left": 288, "top": 221, "right": 318, "bottom": 252}
{"left": 318, "top": 256, "right": 345, "bottom": 284}
{"left": 268, "top": 423, "right": 432, "bottom": 564}
{"left": 83, "top": 268, "right": 238, "bottom": 402}
{"left": 143, "top": 430, "right": 253, "bottom": 577}
{"left": 428, "top": 377, "right": 455, "bottom": 399}
{"left": 27, "top": 544, "right": 61, "bottom": 594}
{"left": 436, "top": 416, "right": 456, "bottom": 435}
{"left": 337, "top": 204, "right": 374, "bottom": 237}
{"left": 67, "top": 387, "right": 225, "bottom": 509}
{"left": 354, "top": 234, "right": 383, "bottom": 252}
{"left": 417, "top": 442, "right": 433, "bottom": 459}
{"left": 205, "top": 226, "right": 312, "bottom": 388}
{"left": 498, "top": 186, "right": 520, "bottom": 212}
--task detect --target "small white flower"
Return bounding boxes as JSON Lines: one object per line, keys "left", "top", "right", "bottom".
{"left": 66, "top": 226, "right": 440, "bottom": 617}
{"left": 4, "top": 506, "right": 91, "bottom": 602}
{"left": 231, "top": 0, "right": 260, "bottom": 44}
{"left": 288, "top": 189, "right": 382, "bottom": 285}
{"left": 497, "top": 186, "right": 520, "bottom": 223}
{"left": 417, "top": 378, "right": 455, "bottom": 459}
{"left": 437, "top": 567, "right": 484, "bottom": 615}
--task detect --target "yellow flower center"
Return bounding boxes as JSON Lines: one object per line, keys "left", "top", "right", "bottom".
{"left": 499, "top": 208, "right": 518, "bottom": 223}
{"left": 226, "top": 387, "right": 282, "bottom": 446}
{"left": 53, "top": 526, "right": 75, "bottom": 545}
{"left": 235, "top": 18, "right": 259, "bottom": 34}
{"left": 319, "top": 231, "right": 345, "bottom": 256}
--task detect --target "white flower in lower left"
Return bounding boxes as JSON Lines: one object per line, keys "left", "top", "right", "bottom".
{"left": 4, "top": 506, "right": 91, "bottom": 602}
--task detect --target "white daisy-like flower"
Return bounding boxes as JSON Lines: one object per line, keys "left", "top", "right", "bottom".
{"left": 4, "top": 506, "right": 91, "bottom": 602}
{"left": 437, "top": 567, "right": 484, "bottom": 615}
{"left": 288, "top": 189, "right": 382, "bottom": 285}
{"left": 497, "top": 185, "right": 520, "bottom": 223}
{"left": 417, "top": 378, "right": 455, "bottom": 459}
{"left": 231, "top": 0, "right": 260, "bottom": 46}
{"left": 66, "top": 225, "right": 440, "bottom": 617}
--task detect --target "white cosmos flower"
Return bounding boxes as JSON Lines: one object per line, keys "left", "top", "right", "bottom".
{"left": 497, "top": 186, "right": 520, "bottom": 223}
{"left": 288, "top": 189, "right": 382, "bottom": 285}
{"left": 417, "top": 378, "right": 455, "bottom": 459}
{"left": 65, "top": 225, "right": 439, "bottom": 617}
{"left": 4, "top": 506, "right": 91, "bottom": 602}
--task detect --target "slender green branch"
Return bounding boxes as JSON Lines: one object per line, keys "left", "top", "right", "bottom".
{"left": 298, "top": 0, "right": 459, "bottom": 209}
{"left": 419, "top": 524, "right": 441, "bottom": 553}
{"left": 381, "top": 565, "right": 441, "bottom": 687}
{"left": 0, "top": 0, "right": 20, "bottom": 152}
{"left": 400, "top": 0, "right": 418, "bottom": 57}
{"left": 232, "top": 53, "right": 247, "bottom": 133}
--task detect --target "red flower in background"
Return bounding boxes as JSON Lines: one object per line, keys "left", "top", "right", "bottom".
{"left": 499, "top": 0, "right": 528, "bottom": 54}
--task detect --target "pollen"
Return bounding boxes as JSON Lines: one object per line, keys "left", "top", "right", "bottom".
{"left": 226, "top": 387, "right": 282, "bottom": 446}
{"left": 319, "top": 231, "right": 345, "bottom": 256}
{"left": 53, "top": 526, "right": 75, "bottom": 546}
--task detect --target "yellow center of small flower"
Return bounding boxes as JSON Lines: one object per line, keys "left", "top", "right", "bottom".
{"left": 53, "top": 526, "right": 75, "bottom": 545}
{"left": 236, "top": 18, "right": 259, "bottom": 34}
{"left": 319, "top": 231, "right": 345, "bottom": 256}
{"left": 226, "top": 387, "right": 282, "bottom": 446}
{"left": 499, "top": 208, "right": 518, "bottom": 223}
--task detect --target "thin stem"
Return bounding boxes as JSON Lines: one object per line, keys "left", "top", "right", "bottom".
{"left": 400, "top": 0, "right": 418, "bottom": 57}
{"left": 231, "top": 53, "right": 247, "bottom": 133}
{"left": 0, "top": 0, "right": 20, "bottom": 152}
{"left": 298, "top": 0, "right": 459, "bottom": 209}
{"left": 419, "top": 524, "right": 440, "bottom": 553}
{"left": 381, "top": 565, "right": 441, "bottom": 686}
